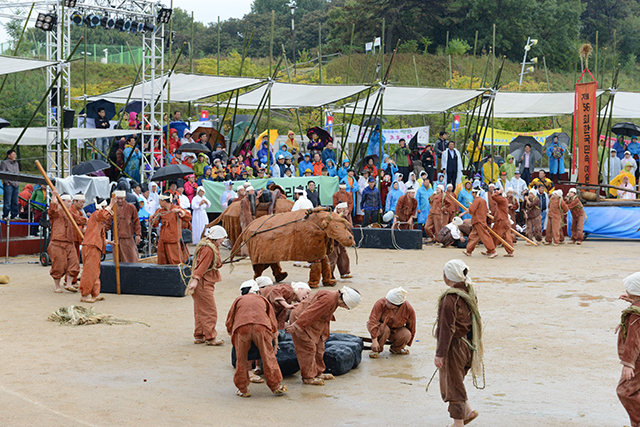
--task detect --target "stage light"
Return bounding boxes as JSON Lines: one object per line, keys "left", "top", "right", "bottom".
{"left": 143, "top": 21, "right": 155, "bottom": 33}
{"left": 156, "top": 7, "right": 172, "bottom": 24}
{"left": 36, "top": 13, "right": 57, "bottom": 31}
{"left": 101, "top": 16, "right": 115, "bottom": 29}
{"left": 114, "top": 18, "right": 124, "bottom": 30}
{"left": 130, "top": 20, "right": 139, "bottom": 33}
{"left": 136, "top": 22, "right": 144, "bottom": 33}
{"left": 63, "top": 0, "right": 77, "bottom": 7}
{"left": 84, "top": 14, "right": 100, "bottom": 28}
{"left": 71, "top": 11, "right": 83, "bottom": 26}
{"left": 122, "top": 20, "right": 131, "bottom": 31}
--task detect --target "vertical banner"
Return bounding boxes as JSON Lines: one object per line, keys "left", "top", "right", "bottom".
{"left": 575, "top": 81, "right": 597, "bottom": 185}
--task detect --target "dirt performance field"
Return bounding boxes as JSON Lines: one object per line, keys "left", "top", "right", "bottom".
{"left": 0, "top": 240, "right": 635, "bottom": 426}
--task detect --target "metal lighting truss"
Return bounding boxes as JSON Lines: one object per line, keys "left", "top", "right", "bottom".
{"left": 0, "top": 0, "right": 166, "bottom": 178}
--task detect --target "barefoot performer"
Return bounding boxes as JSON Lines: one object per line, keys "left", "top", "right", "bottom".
{"left": 435, "top": 259, "right": 483, "bottom": 427}
{"left": 617, "top": 272, "right": 640, "bottom": 427}
{"left": 79, "top": 197, "right": 115, "bottom": 303}
{"left": 367, "top": 287, "right": 416, "bottom": 358}
{"left": 285, "top": 287, "right": 361, "bottom": 385}
{"left": 186, "top": 225, "right": 227, "bottom": 346}
{"left": 463, "top": 189, "right": 498, "bottom": 258}
{"left": 48, "top": 190, "right": 81, "bottom": 293}
{"left": 225, "top": 281, "right": 287, "bottom": 398}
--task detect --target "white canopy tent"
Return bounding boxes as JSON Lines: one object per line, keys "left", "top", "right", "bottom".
{"left": 233, "top": 82, "right": 369, "bottom": 109}
{"left": 0, "top": 56, "right": 56, "bottom": 76}
{"left": 342, "top": 87, "right": 482, "bottom": 115}
{"left": 473, "top": 91, "right": 605, "bottom": 118}
{"left": 86, "top": 73, "right": 263, "bottom": 103}
{"left": 0, "top": 128, "right": 141, "bottom": 146}
{"left": 602, "top": 91, "right": 640, "bottom": 118}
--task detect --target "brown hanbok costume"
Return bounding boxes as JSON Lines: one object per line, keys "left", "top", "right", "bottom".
{"left": 566, "top": 194, "right": 585, "bottom": 243}
{"left": 79, "top": 209, "right": 111, "bottom": 298}
{"left": 367, "top": 298, "right": 416, "bottom": 352}
{"left": 545, "top": 196, "right": 568, "bottom": 244}
{"left": 491, "top": 194, "right": 514, "bottom": 255}
{"left": 436, "top": 283, "right": 473, "bottom": 420}
{"left": 524, "top": 195, "right": 542, "bottom": 242}
{"left": 394, "top": 194, "right": 417, "bottom": 229}
{"left": 48, "top": 202, "right": 80, "bottom": 281}
{"left": 289, "top": 290, "right": 340, "bottom": 380}
{"left": 444, "top": 191, "right": 458, "bottom": 224}
{"left": 328, "top": 203, "right": 352, "bottom": 279}
{"left": 109, "top": 201, "right": 141, "bottom": 263}
{"left": 152, "top": 207, "right": 191, "bottom": 264}
{"left": 617, "top": 301, "right": 640, "bottom": 427}
{"left": 260, "top": 283, "right": 296, "bottom": 329}
{"left": 67, "top": 204, "right": 87, "bottom": 285}
{"left": 226, "top": 293, "right": 282, "bottom": 394}
{"left": 191, "top": 242, "right": 222, "bottom": 341}
{"left": 465, "top": 197, "right": 496, "bottom": 254}
{"left": 424, "top": 192, "right": 446, "bottom": 240}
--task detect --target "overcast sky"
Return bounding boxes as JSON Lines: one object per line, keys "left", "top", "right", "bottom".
{"left": 0, "top": 0, "right": 254, "bottom": 44}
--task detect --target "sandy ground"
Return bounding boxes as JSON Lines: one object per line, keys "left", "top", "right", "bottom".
{"left": 0, "top": 240, "right": 636, "bottom": 426}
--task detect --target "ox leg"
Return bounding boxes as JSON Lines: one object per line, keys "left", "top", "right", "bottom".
{"left": 270, "top": 263, "right": 288, "bottom": 283}
{"left": 320, "top": 256, "right": 336, "bottom": 287}
{"left": 253, "top": 264, "right": 267, "bottom": 279}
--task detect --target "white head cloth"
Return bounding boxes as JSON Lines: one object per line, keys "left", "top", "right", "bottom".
{"left": 243, "top": 181, "right": 251, "bottom": 188}
{"left": 292, "top": 282, "right": 311, "bottom": 292}
{"left": 385, "top": 287, "right": 408, "bottom": 305}
{"left": 568, "top": 188, "right": 577, "bottom": 194}
{"left": 340, "top": 286, "right": 361, "bottom": 309}
{"left": 255, "top": 276, "right": 273, "bottom": 288}
{"left": 60, "top": 194, "right": 72, "bottom": 201}
{"left": 73, "top": 194, "right": 85, "bottom": 200}
{"left": 95, "top": 199, "right": 108, "bottom": 209}
{"left": 529, "top": 188, "right": 537, "bottom": 195}
{"left": 114, "top": 190, "right": 126, "bottom": 198}
{"left": 437, "top": 184, "right": 445, "bottom": 192}
{"left": 245, "top": 186, "right": 255, "bottom": 192}
{"left": 624, "top": 272, "right": 640, "bottom": 296}
{"left": 240, "top": 279, "right": 259, "bottom": 294}
{"left": 553, "top": 189, "right": 563, "bottom": 198}
{"left": 452, "top": 216, "right": 463, "bottom": 226}
{"left": 444, "top": 259, "right": 473, "bottom": 286}
{"left": 206, "top": 225, "right": 227, "bottom": 240}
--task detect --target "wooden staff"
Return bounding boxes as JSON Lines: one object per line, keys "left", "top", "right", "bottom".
{"left": 34, "top": 160, "right": 84, "bottom": 240}
{"left": 112, "top": 199, "right": 121, "bottom": 295}
{"left": 446, "top": 194, "right": 515, "bottom": 252}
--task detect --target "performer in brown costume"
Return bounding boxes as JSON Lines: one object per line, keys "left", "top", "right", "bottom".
{"left": 328, "top": 202, "right": 352, "bottom": 279}
{"left": 109, "top": 190, "right": 141, "bottom": 263}
{"left": 425, "top": 185, "right": 446, "bottom": 241}
{"left": 67, "top": 193, "right": 87, "bottom": 286}
{"left": 565, "top": 188, "right": 585, "bottom": 245}
{"left": 260, "top": 281, "right": 311, "bottom": 329}
{"left": 367, "top": 287, "right": 416, "bottom": 358}
{"left": 285, "top": 287, "right": 361, "bottom": 385}
{"left": 618, "top": 272, "right": 640, "bottom": 427}
{"left": 332, "top": 184, "right": 353, "bottom": 216}
{"left": 444, "top": 184, "right": 458, "bottom": 224}
{"left": 524, "top": 189, "right": 542, "bottom": 244}
{"left": 48, "top": 191, "right": 80, "bottom": 293}
{"left": 186, "top": 225, "right": 226, "bottom": 346}
{"left": 151, "top": 192, "right": 191, "bottom": 264}
{"left": 79, "top": 197, "right": 114, "bottom": 303}
{"left": 435, "top": 259, "right": 483, "bottom": 427}
{"left": 491, "top": 189, "right": 514, "bottom": 257}
{"left": 544, "top": 189, "right": 568, "bottom": 246}
{"left": 464, "top": 189, "right": 497, "bottom": 258}
{"left": 393, "top": 189, "right": 417, "bottom": 230}
{"left": 225, "top": 280, "right": 287, "bottom": 397}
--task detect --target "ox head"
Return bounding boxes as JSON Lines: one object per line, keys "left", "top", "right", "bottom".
{"left": 319, "top": 212, "right": 354, "bottom": 247}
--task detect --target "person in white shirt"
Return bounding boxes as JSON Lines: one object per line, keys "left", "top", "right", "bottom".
{"left": 291, "top": 187, "right": 314, "bottom": 211}
{"left": 603, "top": 148, "right": 622, "bottom": 182}
{"left": 621, "top": 150, "right": 638, "bottom": 177}
{"left": 176, "top": 185, "right": 191, "bottom": 211}
{"left": 437, "top": 216, "right": 468, "bottom": 248}
{"left": 191, "top": 187, "right": 211, "bottom": 245}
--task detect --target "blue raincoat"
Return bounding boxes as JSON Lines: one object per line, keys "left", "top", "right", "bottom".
{"left": 416, "top": 182, "right": 434, "bottom": 224}
{"left": 338, "top": 158, "right": 351, "bottom": 180}
{"left": 457, "top": 188, "right": 474, "bottom": 220}
{"left": 546, "top": 142, "right": 565, "bottom": 175}
{"left": 366, "top": 124, "right": 386, "bottom": 157}
{"left": 326, "top": 159, "right": 338, "bottom": 177}
{"left": 257, "top": 141, "right": 273, "bottom": 165}
{"left": 298, "top": 155, "right": 313, "bottom": 176}
{"left": 385, "top": 181, "right": 404, "bottom": 213}
{"left": 380, "top": 154, "right": 398, "bottom": 177}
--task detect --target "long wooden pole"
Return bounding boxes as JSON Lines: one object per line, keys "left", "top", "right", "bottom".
{"left": 447, "top": 194, "right": 533, "bottom": 247}
{"left": 34, "top": 160, "right": 84, "bottom": 240}
{"left": 112, "top": 200, "right": 121, "bottom": 295}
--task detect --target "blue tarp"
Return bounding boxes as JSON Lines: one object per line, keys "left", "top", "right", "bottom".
{"left": 568, "top": 205, "right": 640, "bottom": 240}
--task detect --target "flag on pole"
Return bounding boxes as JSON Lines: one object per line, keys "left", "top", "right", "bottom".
{"left": 451, "top": 115, "right": 460, "bottom": 132}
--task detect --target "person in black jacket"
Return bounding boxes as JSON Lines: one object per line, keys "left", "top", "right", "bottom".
{"left": 95, "top": 107, "right": 111, "bottom": 162}
{"left": 306, "top": 180, "right": 320, "bottom": 207}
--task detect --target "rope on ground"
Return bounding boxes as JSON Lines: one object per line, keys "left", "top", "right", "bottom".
{"left": 48, "top": 305, "right": 150, "bottom": 326}
{"left": 390, "top": 221, "right": 412, "bottom": 250}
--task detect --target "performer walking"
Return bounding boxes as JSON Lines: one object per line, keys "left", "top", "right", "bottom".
{"left": 464, "top": 189, "right": 497, "bottom": 258}
{"left": 110, "top": 190, "right": 141, "bottom": 263}
{"left": 151, "top": 192, "right": 191, "bottom": 265}
{"left": 565, "top": 188, "right": 585, "bottom": 245}
{"left": 435, "top": 259, "right": 483, "bottom": 427}
{"left": 186, "top": 225, "right": 226, "bottom": 346}
{"left": 48, "top": 190, "right": 80, "bottom": 293}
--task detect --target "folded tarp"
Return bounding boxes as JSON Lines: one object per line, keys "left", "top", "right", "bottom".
{"left": 86, "top": 73, "right": 262, "bottom": 103}
{"left": 0, "top": 55, "right": 56, "bottom": 76}
{"left": 233, "top": 82, "right": 369, "bottom": 109}
{"left": 568, "top": 205, "right": 640, "bottom": 240}
{"left": 474, "top": 91, "right": 605, "bottom": 118}
{"left": 0, "top": 128, "right": 141, "bottom": 146}
{"left": 343, "top": 87, "right": 481, "bottom": 115}
{"left": 53, "top": 175, "right": 110, "bottom": 203}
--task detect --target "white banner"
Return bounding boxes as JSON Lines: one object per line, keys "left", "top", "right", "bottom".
{"left": 374, "top": 37, "right": 381, "bottom": 47}
{"left": 346, "top": 125, "right": 429, "bottom": 145}
{"left": 365, "top": 42, "right": 373, "bottom": 52}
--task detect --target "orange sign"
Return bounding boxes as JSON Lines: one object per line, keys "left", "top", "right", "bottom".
{"left": 575, "top": 81, "right": 597, "bottom": 185}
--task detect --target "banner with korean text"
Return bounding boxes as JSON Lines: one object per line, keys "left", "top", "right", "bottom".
{"left": 575, "top": 81, "right": 598, "bottom": 185}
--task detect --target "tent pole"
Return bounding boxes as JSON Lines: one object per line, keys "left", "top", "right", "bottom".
{"left": 344, "top": 88, "right": 368, "bottom": 161}
{"left": 281, "top": 46, "right": 305, "bottom": 149}
{"left": 346, "top": 23, "right": 354, "bottom": 84}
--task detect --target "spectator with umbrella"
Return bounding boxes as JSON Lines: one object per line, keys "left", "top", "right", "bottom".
{"left": 366, "top": 125, "right": 386, "bottom": 157}
{"left": 306, "top": 127, "right": 331, "bottom": 156}
{"left": 611, "top": 123, "right": 640, "bottom": 159}
{"left": 622, "top": 151, "right": 638, "bottom": 177}
{"left": 545, "top": 135, "right": 566, "bottom": 184}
